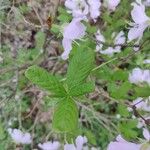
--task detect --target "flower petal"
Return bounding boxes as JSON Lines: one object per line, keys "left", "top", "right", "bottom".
{"left": 131, "top": 2, "right": 149, "bottom": 24}
{"left": 61, "top": 38, "right": 72, "bottom": 60}
{"left": 64, "top": 144, "right": 76, "bottom": 150}
{"left": 143, "top": 128, "right": 150, "bottom": 141}
{"left": 75, "top": 135, "right": 87, "bottom": 150}
{"left": 107, "top": 142, "right": 140, "bottom": 150}
{"left": 128, "top": 24, "right": 147, "bottom": 41}
{"left": 63, "top": 18, "right": 86, "bottom": 40}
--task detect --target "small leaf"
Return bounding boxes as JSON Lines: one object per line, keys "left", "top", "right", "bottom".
{"left": 66, "top": 49, "right": 94, "bottom": 90}
{"left": 69, "top": 82, "right": 95, "bottom": 97}
{"left": 52, "top": 98, "right": 78, "bottom": 132}
{"left": 25, "top": 65, "right": 66, "bottom": 97}
{"left": 108, "top": 81, "right": 132, "bottom": 99}
{"left": 118, "top": 104, "right": 130, "bottom": 117}
{"left": 134, "top": 86, "right": 150, "bottom": 97}
{"left": 35, "top": 31, "right": 46, "bottom": 50}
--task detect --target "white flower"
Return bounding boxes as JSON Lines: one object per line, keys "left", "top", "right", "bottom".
{"left": 140, "top": 128, "right": 150, "bottom": 149}
{"left": 99, "top": 31, "right": 126, "bottom": 56}
{"left": 130, "top": 97, "right": 150, "bottom": 112}
{"left": 128, "top": 0, "right": 150, "bottom": 42}
{"left": 95, "top": 30, "right": 105, "bottom": 51}
{"left": 87, "top": 0, "right": 101, "bottom": 22}
{"left": 107, "top": 131, "right": 150, "bottom": 150}
{"left": 129, "top": 68, "right": 150, "bottom": 84}
{"left": 100, "top": 47, "right": 121, "bottom": 56}
{"left": 143, "top": 59, "right": 150, "bottom": 64}
{"left": 136, "top": 116, "right": 150, "bottom": 128}
{"left": 65, "top": 0, "right": 89, "bottom": 19}
{"left": 104, "top": 0, "right": 120, "bottom": 11}
{"left": 65, "top": 0, "right": 101, "bottom": 22}
{"left": 38, "top": 141, "right": 60, "bottom": 150}
{"left": 61, "top": 18, "right": 86, "bottom": 60}
{"left": 64, "top": 135, "right": 87, "bottom": 150}
{"left": 143, "top": 128, "right": 150, "bottom": 141}
{"left": 8, "top": 128, "right": 32, "bottom": 144}
{"left": 144, "top": 0, "right": 150, "bottom": 7}
{"left": 107, "top": 135, "right": 141, "bottom": 150}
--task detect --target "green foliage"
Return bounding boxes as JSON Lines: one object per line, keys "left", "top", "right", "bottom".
{"left": 69, "top": 82, "right": 95, "bottom": 97}
{"left": 25, "top": 65, "right": 67, "bottom": 97}
{"left": 118, "top": 104, "right": 130, "bottom": 117}
{"left": 25, "top": 49, "right": 95, "bottom": 133}
{"left": 35, "top": 31, "right": 46, "bottom": 51}
{"left": 108, "top": 81, "right": 132, "bottom": 100}
{"left": 66, "top": 49, "right": 95, "bottom": 90}
{"left": 134, "top": 86, "right": 150, "bottom": 97}
{"left": 119, "top": 120, "right": 138, "bottom": 140}
{"left": 52, "top": 98, "right": 78, "bottom": 132}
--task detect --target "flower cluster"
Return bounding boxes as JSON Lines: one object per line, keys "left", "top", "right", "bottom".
{"left": 8, "top": 128, "right": 32, "bottom": 144}
{"left": 8, "top": 131, "right": 98, "bottom": 150}
{"left": 129, "top": 68, "right": 150, "bottom": 85}
{"left": 96, "top": 30, "right": 126, "bottom": 56}
{"left": 61, "top": 0, "right": 101, "bottom": 60}
{"left": 107, "top": 128, "right": 150, "bottom": 150}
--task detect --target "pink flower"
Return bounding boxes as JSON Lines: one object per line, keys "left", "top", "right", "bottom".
{"left": 65, "top": 0, "right": 101, "bottom": 21}
{"left": 143, "top": 128, "right": 150, "bottom": 141}
{"left": 104, "top": 0, "right": 121, "bottom": 11}
{"left": 129, "top": 68, "right": 150, "bottom": 85}
{"left": 107, "top": 135, "right": 141, "bottom": 150}
{"left": 61, "top": 18, "right": 86, "bottom": 60}
{"left": 64, "top": 135, "right": 87, "bottom": 150}
{"left": 38, "top": 141, "right": 60, "bottom": 150}
{"left": 8, "top": 128, "right": 32, "bottom": 144}
{"left": 65, "top": 0, "right": 89, "bottom": 19}
{"left": 128, "top": 0, "right": 150, "bottom": 42}
{"left": 99, "top": 31, "right": 126, "bottom": 56}
{"left": 87, "top": 0, "right": 101, "bottom": 21}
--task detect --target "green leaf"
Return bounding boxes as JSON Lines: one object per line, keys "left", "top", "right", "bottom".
{"left": 119, "top": 120, "right": 138, "bottom": 140}
{"left": 35, "top": 31, "right": 46, "bottom": 50}
{"left": 69, "top": 82, "right": 95, "bottom": 96}
{"left": 51, "top": 24, "right": 60, "bottom": 34}
{"left": 25, "top": 65, "right": 66, "bottom": 97}
{"left": 52, "top": 98, "right": 78, "bottom": 132}
{"left": 112, "top": 70, "right": 128, "bottom": 81}
{"left": 118, "top": 104, "right": 130, "bottom": 117}
{"left": 108, "top": 81, "right": 132, "bottom": 99}
{"left": 84, "top": 129, "right": 97, "bottom": 145}
{"left": 134, "top": 86, "right": 150, "bottom": 97}
{"left": 57, "top": 14, "right": 72, "bottom": 22}
{"left": 66, "top": 49, "right": 94, "bottom": 90}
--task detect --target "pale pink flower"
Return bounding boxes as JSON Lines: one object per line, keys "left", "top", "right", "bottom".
{"left": 129, "top": 68, "right": 150, "bottom": 84}
{"left": 65, "top": 0, "right": 101, "bottom": 22}
{"left": 95, "top": 30, "right": 105, "bottom": 51}
{"left": 143, "top": 59, "right": 150, "bottom": 64}
{"left": 38, "top": 141, "right": 60, "bottom": 150}
{"left": 64, "top": 144, "right": 76, "bottom": 150}
{"left": 143, "top": 128, "right": 150, "bottom": 141}
{"left": 128, "top": 0, "right": 150, "bottom": 42}
{"left": 144, "top": 0, "right": 150, "bottom": 7}
{"left": 8, "top": 128, "right": 32, "bottom": 144}
{"left": 99, "top": 31, "right": 126, "bottom": 56}
{"left": 104, "top": 0, "right": 121, "bottom": 11}
{"left": 107, "top": 135, "right": 141, "bottom": 150}
{"left": 64, "top": 135, "right": 87, "bottom": 150}
{"left": 130, "top": 97, "right": 150, "bottom": 112}
{"left": 61, "top": 18, "right": 86, "bottom": 60}
{"left": 87, "top": 0, "right": 101, "bottom": 21}
{"left": 65, "top": 0, "right": 89, "bottom": 19}
{"left": 136, "top": 116, "right": 150, "bottom": 128}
